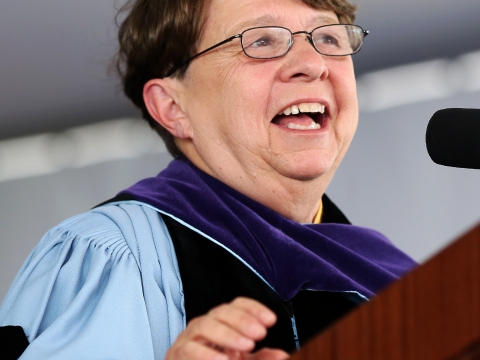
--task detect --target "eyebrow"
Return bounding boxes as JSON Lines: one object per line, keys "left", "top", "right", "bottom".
{"left": 231, "top": 14, "right": 282, "bottom": 33}
{"left": 307, "top": 14, "right": 340, "bottom": 27}
{"left": 230, "top": 13, "right": 340, "bottom": 34}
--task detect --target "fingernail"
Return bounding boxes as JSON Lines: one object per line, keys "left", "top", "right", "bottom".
{"left": 248, "top": 322, "right": 266, "bottom": 338}
{"left": 238, "top": 336, "right": 254, "bottom": 349}
{"left": 260, "top": 311, "right": 276, "bottom": 324}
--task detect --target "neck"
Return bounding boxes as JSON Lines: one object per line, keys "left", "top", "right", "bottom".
{"left": 180, "top": 144, "right": 332, "bottom": 223}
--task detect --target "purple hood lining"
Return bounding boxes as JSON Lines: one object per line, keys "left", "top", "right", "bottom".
{"left": 119, "top": 158, "right": 416, "bottom": 300}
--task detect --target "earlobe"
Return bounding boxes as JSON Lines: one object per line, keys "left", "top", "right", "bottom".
{"left": 143, "top": 79, "right": 193, "bottom": 139}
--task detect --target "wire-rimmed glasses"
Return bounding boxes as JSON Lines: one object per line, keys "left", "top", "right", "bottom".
{"left": 166, "top": 24, "right": 369, "bottom": 77}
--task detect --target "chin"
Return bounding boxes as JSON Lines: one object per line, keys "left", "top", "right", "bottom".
{"left": 271, "top": 150, "right": 337, "bottom": 182}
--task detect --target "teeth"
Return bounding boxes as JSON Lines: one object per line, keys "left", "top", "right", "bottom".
{"left": 286, "top": 121, "right": 321, "bottom": 130}
{"left": 299, "top": 103, "right": 310, "bottom": 112}
{"left": 280, "top": 102, "right": 325, "bottom": 116}
{"left": 276, "top": 102, "right": 325, "bottom": 130}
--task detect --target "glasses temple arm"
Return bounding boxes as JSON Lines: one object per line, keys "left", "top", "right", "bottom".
{"left": 165, "top": 34, "right": 241, "bottom": 77}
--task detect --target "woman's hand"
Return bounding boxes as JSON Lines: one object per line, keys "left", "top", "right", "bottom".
{"left": 165, "top": 297, "right": 290, "bottom": 360}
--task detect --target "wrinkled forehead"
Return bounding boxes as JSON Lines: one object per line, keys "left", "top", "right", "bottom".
{"left": 202, "top": 0, "right": 339, "bottom": 41}
{"left": 234, "top": 13, "right": 339, "bottom": 33}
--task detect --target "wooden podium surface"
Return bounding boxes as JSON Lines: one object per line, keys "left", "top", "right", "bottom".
{"left": 292, "top": 223, "right": 480, "bottom": 360}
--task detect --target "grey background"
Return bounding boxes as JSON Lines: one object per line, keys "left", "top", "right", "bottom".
{"left": 1, "top": 0, "right": 480, "bottom": 301}
{"left": 1, "top": 0, "right": 480, "bottom": 140}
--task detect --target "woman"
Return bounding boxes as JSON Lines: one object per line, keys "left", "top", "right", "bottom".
{"left": 0, "top": 0, "right": 416, "bottom": 358}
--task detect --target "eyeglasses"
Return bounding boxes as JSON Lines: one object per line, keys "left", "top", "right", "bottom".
{"left": 166, "top": 24, "right": 369, "bottom": 77}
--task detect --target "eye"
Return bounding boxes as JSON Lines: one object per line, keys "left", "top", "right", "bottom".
{"left": 242, "top": 28, "right": 290, "bottom": 57}
{"left": 247, "top": 35, "right": 276, "bottom": 48}
{"left": 315, "top": 34, "right": 340, "bottom": 47}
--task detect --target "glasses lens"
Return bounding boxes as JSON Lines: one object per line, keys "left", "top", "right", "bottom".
{"left": 311, "top": 25, "right": 364, "bottom": 56}
{"left": 241, "top": 27, "right": 291, "bottom": 59}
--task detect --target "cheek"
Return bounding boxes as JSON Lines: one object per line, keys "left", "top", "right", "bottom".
{"left": 184, "top": 60, "right": 273, "bottom": 151}
{"left": 332, "top": 66, "right": 357, "bottom": 109}
{"left": 211, "top": 62, "right": 273, "bottom": 133}
{"left": 183, "top": 62, "right": 240, "bottom": 135}
{"left": 331, "top": 65, "right": 358, "bottom": 132}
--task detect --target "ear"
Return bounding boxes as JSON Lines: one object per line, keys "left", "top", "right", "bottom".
{"left": 143, "top": 78, "right": 193, "bottom": 139}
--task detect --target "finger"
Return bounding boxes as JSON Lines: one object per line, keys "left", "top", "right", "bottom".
{"left": 166, "top": 339, "right": 229, "bottom": 360}
{"left": 248, "top": 348, "right": 290, "bottom": 360}
{"left": 230, "top": 297, "right": 277, "bottom": 327}
{"left": 186, "top": 316, "right": 256, "bottom": 352}
{"left": 223, "top": 349, "right": 243, "bottom": 360}
{"left": 207, "top": 302, "right": 272, "bottom": 341}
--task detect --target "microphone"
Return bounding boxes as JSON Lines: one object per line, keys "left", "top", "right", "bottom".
{"left": 426, "top": 108, "right": 480, "bottom": 169}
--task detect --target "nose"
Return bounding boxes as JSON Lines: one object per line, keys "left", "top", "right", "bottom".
{"left": 291, "top": 30, "right": 316, "bottom": 51}
{"left": 278, "top": 32, "right": 329, "bottom": 83}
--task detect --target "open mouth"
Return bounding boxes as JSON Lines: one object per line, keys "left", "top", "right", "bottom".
{"left": 271, "top": 102, "right": 327, "bottom": 130}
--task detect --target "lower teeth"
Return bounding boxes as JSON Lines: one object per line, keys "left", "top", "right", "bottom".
{"left": 286, "top": 122, "right": 321, "bottom": 130}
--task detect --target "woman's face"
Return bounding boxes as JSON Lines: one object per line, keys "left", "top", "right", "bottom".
{"left": 176, "top": 0, "right": 358, "bottom": 189}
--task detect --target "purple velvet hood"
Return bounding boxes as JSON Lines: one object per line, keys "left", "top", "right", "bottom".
{"left": 119, "top": 158, "right": 416, "bottom": 300}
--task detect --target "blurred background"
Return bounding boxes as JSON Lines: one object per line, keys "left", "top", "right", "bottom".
{"left": 1, "top": 0, "right": 480, "bottom": 301}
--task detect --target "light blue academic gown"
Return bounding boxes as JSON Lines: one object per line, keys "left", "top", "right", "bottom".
{"left": 0, "top": 202, "right": 186, "bottom": 359}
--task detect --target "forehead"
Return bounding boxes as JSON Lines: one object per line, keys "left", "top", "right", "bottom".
{"left": 204, "top": 0, "right": 339, "bottom": 37}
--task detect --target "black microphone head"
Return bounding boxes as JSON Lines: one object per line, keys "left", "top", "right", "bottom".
{"left": 426, "top": 108, "right": 480, "bottom": 169}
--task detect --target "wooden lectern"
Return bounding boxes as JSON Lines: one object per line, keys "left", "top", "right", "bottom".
{"left": 292, "top": 223, "right": 480, "bottom": 360}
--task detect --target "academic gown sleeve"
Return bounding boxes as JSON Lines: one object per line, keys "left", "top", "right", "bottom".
{"left": 0, "top": 203, "right": 185, "bottom": 359}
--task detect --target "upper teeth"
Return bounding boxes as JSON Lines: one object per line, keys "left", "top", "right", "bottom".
{"left": 279, "top": 103, "right": 325, "bottom": 116}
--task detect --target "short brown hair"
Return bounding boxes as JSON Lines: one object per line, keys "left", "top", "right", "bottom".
{"left": 116, "top": 0, "right": 358, "bottom": 158}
